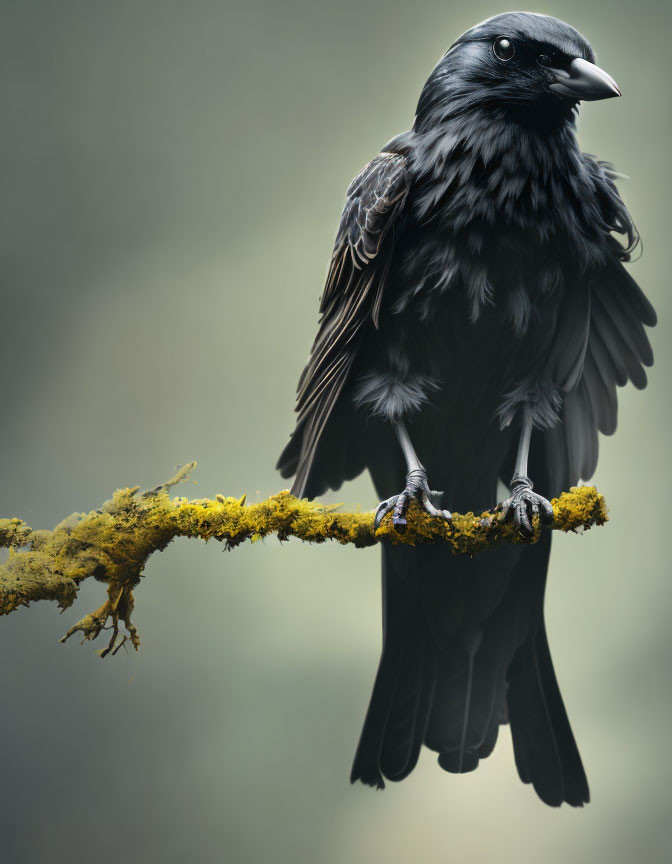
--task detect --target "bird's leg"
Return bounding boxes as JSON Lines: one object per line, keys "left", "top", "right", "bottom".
{"left": 374, "top": 419, "right": 452, "bottom": 532}
{"left": 496, "top": 409, "right": 554, "bottom": 538}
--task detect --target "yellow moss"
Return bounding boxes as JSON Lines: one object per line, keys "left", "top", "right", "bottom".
{"left": 0, "top": 517, "right": 33, "bottom": 548}
{"left": 0, "top": 463, "right": 607, "bottom": 655}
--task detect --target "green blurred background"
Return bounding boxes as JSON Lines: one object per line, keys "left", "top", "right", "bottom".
{"left": 1, "top": 1, "right": 669, "bottom": 861}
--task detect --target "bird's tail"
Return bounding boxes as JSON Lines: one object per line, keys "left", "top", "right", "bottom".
{"left": 351, "top": 536, "right": 589, "bottom": 807}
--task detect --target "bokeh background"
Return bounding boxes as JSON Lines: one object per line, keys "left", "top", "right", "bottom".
{"left": 1, "top": 1, "right": 669, "bottom": 861}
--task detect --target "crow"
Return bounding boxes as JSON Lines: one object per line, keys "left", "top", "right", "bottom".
{"left": 277, "top": 12, "right": 656, "bottom": 807}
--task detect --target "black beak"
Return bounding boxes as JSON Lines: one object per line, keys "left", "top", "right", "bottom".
{"left": 548, "top": 57, "right": 621, "bottom": 101}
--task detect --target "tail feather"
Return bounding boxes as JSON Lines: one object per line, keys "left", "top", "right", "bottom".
{"left": 378, "top": 617, "right": 435, "bottom": 781}
{"left": 508, "top": 636, "right": 566, "bottom": 806}
{"left": 431, "top": 636, "right": 486, "bottom": 774}
{"left": 533, "top": 621, "right": 589, "bottom": 805}
{"left": 350, "top": 551, "right": 415, "bottom": 788}
{"left": 508, "top": 620, "right": 590, "bottom": 806}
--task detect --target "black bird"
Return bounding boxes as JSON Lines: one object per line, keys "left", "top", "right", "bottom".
{"left": 277, "top": 12, "right": 656, "bottom": 806}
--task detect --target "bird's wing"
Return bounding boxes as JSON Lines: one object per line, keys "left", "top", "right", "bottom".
{"left": 277, "top": 151, "right": 409, "bottom": 497}
{"left": 546, "top": 160, "right": 656, "bottom": 493}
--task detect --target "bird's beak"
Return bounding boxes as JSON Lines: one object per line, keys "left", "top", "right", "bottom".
{"left": 548, "top": 57, "right": 621, "bottom": 101}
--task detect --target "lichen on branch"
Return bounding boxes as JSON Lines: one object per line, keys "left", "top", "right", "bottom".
{"left": 0, "top": 462, "right": 607, "bottom": 656}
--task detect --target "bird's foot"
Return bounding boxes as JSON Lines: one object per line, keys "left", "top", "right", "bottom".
{"left": 374, "top": 468, "right": 452, "bottom": 532}
{"left": 495, "top": 474, "right": 554, "bottom": 538}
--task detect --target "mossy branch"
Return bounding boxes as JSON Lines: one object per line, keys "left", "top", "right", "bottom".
{"left": 0, "top": 462, "right": 607, "bottom": 657}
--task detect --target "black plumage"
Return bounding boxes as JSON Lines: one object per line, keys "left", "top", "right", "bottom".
{"left": 277, "top": 12, "right": 656, "bottom": 806}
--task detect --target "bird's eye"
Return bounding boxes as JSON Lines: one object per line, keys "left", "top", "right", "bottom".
{"left": 493, "top": 37, "right": 515, "bottom": 61}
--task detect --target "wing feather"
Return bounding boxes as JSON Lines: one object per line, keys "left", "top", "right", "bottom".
{"left": 277, "top": 152, "right": 409, "bottom": 497}
{"left": 546, "top": 159, "right": 656, "bottom": 492}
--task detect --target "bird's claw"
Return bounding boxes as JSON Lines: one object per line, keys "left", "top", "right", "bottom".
{"left": 495, "top": 474, "right": 554, "bottom": 538}
{"left": 374, "top": 468, "right": 452, "bottom": 532}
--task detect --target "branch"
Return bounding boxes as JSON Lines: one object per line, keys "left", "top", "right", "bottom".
{"left": 0, "top": 462, "right": 607, "bottom": 656}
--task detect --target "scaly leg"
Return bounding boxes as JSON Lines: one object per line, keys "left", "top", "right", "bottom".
{"left": 374, "top": 419, "right": 452, "bottom": 532}
{"left": 497, "top": 409, "right": 554, "bottom": 537}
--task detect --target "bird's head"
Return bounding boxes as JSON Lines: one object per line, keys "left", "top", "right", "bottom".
{"left": 416, "top": 12, "right": 620, "bottom": 129}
